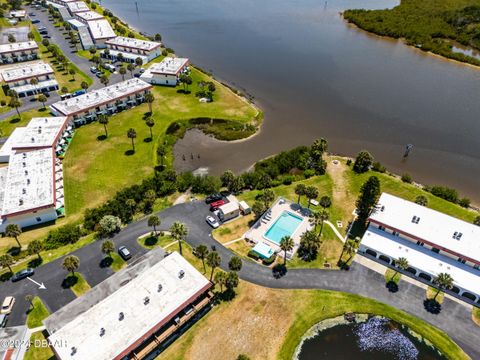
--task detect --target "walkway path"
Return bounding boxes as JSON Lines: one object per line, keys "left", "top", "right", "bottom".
{"left": 1, "top": 201, "right": 479, "bottom": 358}
{"left": 324, "top": 220, "right": 345, "bottom": 243}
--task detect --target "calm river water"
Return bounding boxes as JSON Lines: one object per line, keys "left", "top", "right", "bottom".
{"left": 101, "top": 0, "right": 480, "bottom": 203}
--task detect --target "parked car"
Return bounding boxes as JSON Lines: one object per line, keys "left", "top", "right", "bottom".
{"left": 1, "top": 297, "right": 15, "bottom": 314}
{"left": 37, "top": 26, "right": 46, "bottom": 31}
{"left": 42, "top": 35, "right": 51, "bottom": 39}
{"left": 118, "top": 246, "right": 132, "bottom": 260}
{"left": 205, "top": 193, "right": 222, "bottom": 204}
{"left": 11, "top": 268, "right": 34, "bottom": 282}
{"left": 90, "top": 66, "right": 97, "bottom": 73}
{"left": 72, "top": 89, "right": 86, "bottom": 97}
{"left": 96, "top": 72, "right": 104, "bottom": 78}
{"left": 210, "top": 199, "right": 225, "bottom": 211}
{"left": 0, "top": 313, "right": 8, "bottom": 328}
{"left": 134, "top": 73, "right": 141, "bottom": 78}
{"left": 60, "top": 93, "right": 72, "bottom": 100}
{"left": 206, "top": 215, "right": 220, "bottom": 229}
{"left": 139, "top": 68, "right": 145, "bottom": 74}
{"left": 31, "top": 19, "right": 40, "bottom": 24}
{"left": 39, "top": 30, "right": 48, "bottom": 35}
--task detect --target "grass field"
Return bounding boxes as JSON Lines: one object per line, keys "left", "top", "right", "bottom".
{"left": 24, "top": 331, "right": 55, "bottom": 360}
{"left": 385, "top": 268, "right": 402, "bottom": 284}
{"left": 63, "top": 68, "right": 258, "bottom": 217}
{"left": 427, "top": 286, "right": 445, "bottom": 304}
{"left": 157, "top": 281, "right": 469, "bottom": 360}
{"left": 64, "top": 272, "right": 91, "bottom": 297}
{"left": 0, "top": 108, "right": 47, "bottom": 136}
{"left": 26, "top": 297, "right": 50, "bottom": 329}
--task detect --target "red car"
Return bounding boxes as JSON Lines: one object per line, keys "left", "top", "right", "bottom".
{"left": 210, "top": 199, "right": 225, "bottom": 211}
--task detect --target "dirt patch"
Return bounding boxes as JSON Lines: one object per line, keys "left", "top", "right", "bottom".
{"left": 179, "top": 283, "right": 295, "bottom": 360}
{"left": 326, "top": 156, "right": 355, "bottom": 218}
{"left": 213, "top": 214, "right": 254, "bottom": 244}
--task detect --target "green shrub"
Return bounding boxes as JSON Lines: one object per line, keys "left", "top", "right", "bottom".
{"left": 303, "top": 169, "right": 315, "bottom": 178}
{"left": 401, "top": 173, "right": 412, "bottom": 183}
{"left": 262, "top": 253, "right": 277, "bottom": 265}
{"left": 248, "top": 250, "right": 260, "bottom": 260}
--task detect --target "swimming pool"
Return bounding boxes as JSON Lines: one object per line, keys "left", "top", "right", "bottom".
{"left": 264, "top": 211, "right": 303, "bottom": 245}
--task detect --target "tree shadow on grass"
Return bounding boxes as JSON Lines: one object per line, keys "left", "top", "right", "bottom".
{"left": 97, "top": 134, "right": 107, "bottom": 141}
{"left": 176, "top": 89, "right": 191, "bottom": 95}
{"left": 423, "top": 299, "right": 442, "bottom": 314}
{"left": 144, "top": 236, "right": 158, "bottom": 247}
{"left": 61, "top": 274, "right": 78, "bottom": 289}
{"left": 272, "top": 264, "right": 287, "bottom": 279}
{"left": 28, "top": 257, "right": 43, "bottom": 268}
{"left": 124, "top": 149, "right": 135, "bottom": 156}
{"left": 38, "top": 107, "right": 47, "bottom": 112}
{"left": 386, "top": 281, "right": 399, "bottom": 293}
{"left": 9, "top": 117, "right": 21, "bottom": 124}
{"left": 143, "top": 137, "right": 152, "bottom": 143}
{"left": 7, "top": 246, "right": 21, "bottom": 256}
{"left": 99, "top": 256, "right": 113, "bottom": 268}
{"left": 0, "top": 272, "right": 13, "bottom": 282}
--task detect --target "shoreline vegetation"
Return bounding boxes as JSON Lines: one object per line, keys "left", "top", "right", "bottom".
{"left": 343, "top": 0, "right": 480, "bottom": 68}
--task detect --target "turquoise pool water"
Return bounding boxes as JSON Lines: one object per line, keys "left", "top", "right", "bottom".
{"left": 264, "top": 211, "right": 303, "bottom": 245}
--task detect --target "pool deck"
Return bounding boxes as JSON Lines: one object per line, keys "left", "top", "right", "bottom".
{"left": 244, "top": 198, "right": 312, "bottom": 259}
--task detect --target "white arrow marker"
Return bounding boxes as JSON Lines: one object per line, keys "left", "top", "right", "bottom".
{"left": 27, "top": 277, "right": 46, "bottom": 290}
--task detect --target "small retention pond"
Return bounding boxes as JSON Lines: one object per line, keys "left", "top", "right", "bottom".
{"left": 295, "top": 316, "right": 445, "bottom": 360}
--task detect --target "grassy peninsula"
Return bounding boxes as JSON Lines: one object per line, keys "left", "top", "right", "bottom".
{"left": 344, "top": 0, "right": 480, "bottom": 66}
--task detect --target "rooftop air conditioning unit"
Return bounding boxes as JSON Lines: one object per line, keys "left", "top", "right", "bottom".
{"left": 178, "top": 270, "right": 185, "bottom": 279}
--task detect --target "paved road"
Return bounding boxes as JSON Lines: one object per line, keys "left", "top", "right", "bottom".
{"left": 1, "top": 200, "right": 479, "bottom": 358}
{"left": 0, "top": 5, "right": 124, "bottom": 121}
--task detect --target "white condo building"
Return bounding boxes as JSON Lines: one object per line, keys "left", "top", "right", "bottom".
{"left": 87, "top": 19, "right": 116, "bottom": 47}
{"left": 102, "top": 36, "right": 161, "bottom": 64}
{"left": 359, "top": 193, "right": 480, "bottom": 304}
{"left": 0, "top": 41, "right": 39, "bottom": 64}
{"left": 50, "top": 78, "right": 153, "bottom": 125}
{"left": 0, "top": 117, "right": 73, "bottom": 232}
{"left": 140, "top": 57, "right": 189, "bottom": 86}
{"left": 0, "top": 61, "right": 58, "bottom": 97}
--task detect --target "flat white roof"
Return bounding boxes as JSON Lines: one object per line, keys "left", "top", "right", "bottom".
{"left": 219, "top": 201, "right": 239, "bottom": 214}
{"left": 362, "top": 226, "right": 480, "bottom": 296}
{"left": 66, "top": 1, "right": 89, "bottom": 13}
{"left": 75, "top": 10, "right": 103, "bottom": 21}
{"left": 0, "top": 127, "right": 26, "bottom": 160}
{"left": 0, "top": 61, "right": 54, "bottom": 83}
{"left": 370, "top": 193, "right": 480, "bottom": 262}
{"left": 0, "top": 41, "right": 38, "bottom": 54}
{"left": 48, "top": 252, "right": 211, "bottom": 360}
{"left": 0, "top": 167, "right": 8, "bottom": 208}
{"left": 67, "top": 19, "right": 85, "bottom": 28}
{"left": 9, "top": 79, "right": 58, "bottom": 94}
{"left": 88, "top": 19, "right": 116, "bottom": 40}
{"left": 106, "top": 36, "right": 161, "bottom": 52}
{"left": 12, "top": 117, "right": 69, "bottom": 150}
{"left": 105, "top": 49, "right": 148, "bottom": 62}
{"left": 1, "top": 148, "right": 55, "bottom": 216}
{"left": 148, "top": 57, "right": 189, "bottom": 75}
{"left": 50, "top": 78, "right": 152, "bottom": 116}
{"left": 9, "top": 10, "right": 26, "bottom": 17}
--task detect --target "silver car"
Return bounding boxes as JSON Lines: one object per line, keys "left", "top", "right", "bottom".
{"left": 206, "top": 215, "right": 220, "bottom": 228}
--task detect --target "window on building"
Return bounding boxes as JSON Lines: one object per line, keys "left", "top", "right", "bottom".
{"left": 393, "top": 231, "right": 399, "bottom": 236}
{"left": 457, "top": 258, "right": 466, "bottom": 264}
{"left": 416, "top": 241, "right": 424, "bottom": 247}
{"left": 431, "top": 247, "right": 440, "bottom": 254}
{"left": 36, "top": 217, "right": 41, "bottom": 222}
{"left": 378, "top": 225, "right": 385, "bottom": 231}
{"left": 474, "top": 264, "right": 480, "bottom": 271}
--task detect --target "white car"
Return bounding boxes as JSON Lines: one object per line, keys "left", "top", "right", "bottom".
{"left": 1, "top": 296, "right": 15, "bottom": 314}
{"left": 206, "top": 215, "right": 220, "bottom": 228}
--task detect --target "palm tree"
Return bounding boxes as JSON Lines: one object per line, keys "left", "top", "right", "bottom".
{"left": 119, "top": 66, "right": 126, "bottom": 81}
{"left": 207, "top": 251, "right": 221, "bottom": 281}
{"left": 69, "top": 68, "right": 76, "bottom": 80}
{"left": 148, "top": 215, "right": 160, "bottom": 235}
{"left": 98, "top": 114, "right": 109, "bottom": 138}
{"left": 126, "top": 198, "right": 136, "bottom": 214}
{"left": 27, "top": 240, "right": 43, "bottom": 260}
{"left": 37, "top": 94, "right": 47, "bottom": 109}
{"left": 135, "top": 57, "right": 143, "bottom": 67}
{"left": 0, "top": 254, "right": 14, "bottom": 274}
{"left": 145, "top": 92, "right": 154, "bottom": 114}
{"left": 433, "top": 272, "right": 454, "bottom": 300}
{"left": 170, "top": 222, "right": 188, "bottom": 255}
{"left": 145, "top": 116, "right": 155, "bottom": 140}
{"left": 101, "top": 240, "right": 114, "bottom": 258}
{"left": 340, "top": 240, "right": 356, "bottom": 264}
{"left": 228, "top": 256, "right": 242, "bottom": 272}
{"left": 5, "top": 224, "right": 22, "bottom": 248}
{"left": 279, "top": 236, "right": 294, "bottom": 265}
{"left": 295, "top": 183, "right": 306, "bottom": 204}
{"left": 157, "top": 146, "right": 166, "bottom": 167}
{"left": 195, "top": 244, "right": 209, "bottom": 273}
{"left": 100, "top": 74, "right": 109, "bottom": 87}
{"left": 317, "top": 210, "right": 329, "bottom": 237}
{"left": 8, "top": 97, "right": 22, "bottom": 118}
{"left": 127, "top": 63, "right": 135, "bottom": 78}
{"left": 81, "top": 81, "right": 89, "bottom": 93}
{"left": 127, "top": 128, "right": 137, "bottom": 152}
{"left": 390, "top": 257, "right": 409, "bottom": 281}
{"left": 30, "top": 78, "right": 38, "bottom": 93}
{"left": 214, "top": 271, "right": 226, "bottom": 292}
{"left": 62, "top": 255, "right": 80, "bottom": 276}
{"left": 305, "top": 186, "right": 319, "bottom": 208}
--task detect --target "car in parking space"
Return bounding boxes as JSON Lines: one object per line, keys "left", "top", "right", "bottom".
{"left": 90, "top": 66, "right": 98, "bottom": 73}
{"left": 96, "top": 72, "right": 104, "bottom": 78}
{"left": 31, "top": 19, "right": 40, "bottom": 24}
{"left": 210, "top": 199, "right": 225, "bottom": 211}
{"left": 42, "top": 35, "right": 51, "bottom": 38}
{"left": 206, "top": 215, "right": 220, "bottom": 228}
{"left": 205, "top": 193, "right": 222, "bottom": 204}
{"left": 134, "top": 73, "right": 141, "bottom": 78}
{"left": 118, "top": 246, "right": 132, "bottom": 260}
{"left": 1, "top": 297, "right": 15, "bottom": 315}
{"left": 11, "top": 268, "right": 34, "bottom": 282}
{"left": 38, "top": 26, "right": 46, "bottom": 31}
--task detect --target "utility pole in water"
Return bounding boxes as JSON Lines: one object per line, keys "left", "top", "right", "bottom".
{"left": 403, "top": 144, "right": 414, "bottom": 158}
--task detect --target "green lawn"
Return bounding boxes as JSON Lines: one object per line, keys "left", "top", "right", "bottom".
{"left": 26, "top": 297, "right": 50, "bottom": 329}
{"left": 63, "top": 68, "right": 258, "bottom": 217}
{"left": 385, "top": 268, "right": 402, "bottom": 284}
{"left": 64, "top": 272, "right": 91, "bottom": 297}
{"left": 24, "top": 331, "right": 55, "bottom": 360}
{"left": 0, "top": 108, "right": 48, "bottom": 137}
{"left": 107, "top": 252, "right": 126, "bottom": 272}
